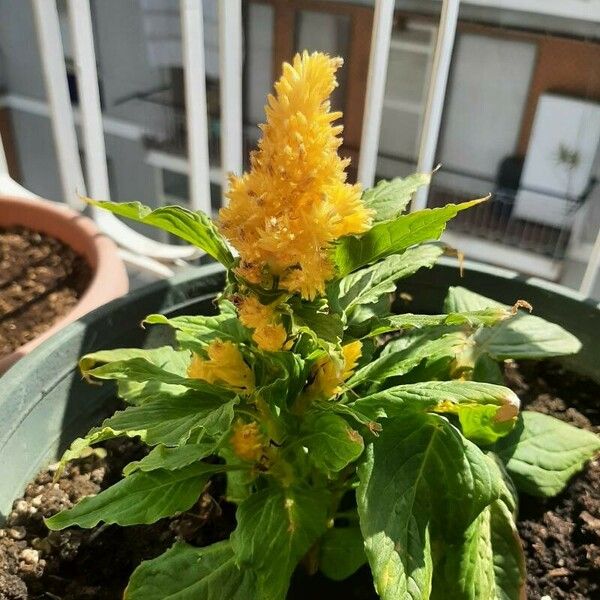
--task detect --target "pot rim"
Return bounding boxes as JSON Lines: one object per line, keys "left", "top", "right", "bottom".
{"left": 0, "top": 195, "right": 129, "bottom": 372}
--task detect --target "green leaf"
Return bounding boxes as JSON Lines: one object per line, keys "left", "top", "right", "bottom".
{"left": 368, "top": 308, "right": 513, "bottom": 337}
{"left": 319, "top": 525, "right": 367, "bottom": 581}
{"left": 231, "top": 484, "right": 330, "bottom": 600}
{"left": 86, "top": 198, "right": 234, "bottom": 266}
{"left": 80, "top": 347, "right": 191, "bottom": 404}
{"left": 289, "top": 298, "right": 344, "bottom": 344}
{"left": 123, "top": 442, "right": 218, "bottom": 476}
{"left": 357, "top": 413, "right": 502, "bottom": 600}
{"left": 144, "top": 313, "right": 250, "bottom": 350}
{"left": 56, "top": 427, "right": 143, "bottom": 477}
{"left": 431, "top": 507, "right": 495, "bottom": 600}
{"left": 302, "top": 413, "right": 364, "bottom": 472}
{"left": 125, "top": 541, "right": 258, "bottom": 600}
{"left": 45, "top": 462, "right": 227, "bottom": 530}
{"left": 472, "top": 354, "right": 505, "bottom": 385}
{"left": 334, "top": 198, "right": 484, "bottom": 276}
{"left": 254, "top": 351, "right": 308, "bottom": 407}
{"left": 82, "top": 356, "right": 238, "bottom": 401}
{"left": 362, "top": 173, "right": 431, "bottom": 221}
{"left": 431, "top": 456, "right": 525, "bottom": 600}
{"left": 489, "top": 498, "right": 526, "bottom": 600}
{"left": 347, "top": 330, "right": 469, "bottom": 390}
{"left": 101, "top": 392, "right": 238, "bottom": 446}
{"left": 351, "top": 380, "right": 520, "bottom": 444}
{"left": 493, "top": 411, "right": 600, "bottom": 497}
{"left": 219, "top": 446, "right": 256, "bottom": 504}
{"left": 332, "top": 244, "right": 444, "bottom": 313}
{"left": 345, "top": 294, "right": 393, "bottom": 339}
{"left": 445, "top": 287, "right": 581, "bottom": 359}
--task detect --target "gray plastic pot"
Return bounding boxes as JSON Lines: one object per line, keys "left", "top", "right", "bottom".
{"left": 1, "top": 259, "right": 599, "bottom": 520}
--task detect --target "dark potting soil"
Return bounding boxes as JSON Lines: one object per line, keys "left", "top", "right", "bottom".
{"left": 504, "top": 361, "right": 600, "bottom": 600}
{"left": 0, "top": 360, "right": 598, "bottom": 600}
{"left": 0, "top": 226, "right": 91, "bottom": 359}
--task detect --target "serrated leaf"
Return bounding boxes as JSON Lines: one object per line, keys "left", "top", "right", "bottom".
{"left": 86, "top": 198, "right": 234, "bottom": 266}
{"left": 334, "top": 198, "right": 485, "bottom": 276}
{"left": 357, "top": 414, "right": 502, "bottom": 600}
{"left": 489, "top": 497, "right": 526, "bottom": 600}
{"left": 431, "top": 455, "right": 525, "bottom": 600}
{"left": 123, "top": 442, "right": 218, "bottom": 476}
{"left": 289, "top": 298, "right": 344, "bottom": 344}
{"left": 319, "top": 525, "right": 367, "bottom": 581}
{"left": 82, "top": 355, "right": 225, "bottom": 390}
{"left": 431, "top": 506, "right": 495, "bottom": 600}
{"left": 125, "top": 541, "right": 258, "bottom": 600}
{"left": 302, "top": 413, "right": 364, "bottom": 472}
{"left": 231, "top": 484, "right": 330, "bottom": 600}
{"left": 444, "top": 287, "right": 581, "bottom": 360}
{"left": 45, "top": 462, "right": 227, "bottom": 529}
{"left": 101, "top": 391, "right": 238, "bottom": 446}
{"left": 347, "top": 330, "right": 469, "bottom": 391}
{"left": 80, "top": 347, "right": 191, "bottom": 404}
{"left": 345, "top": 294, "right": 393, "bottom": 339}
{"left": 332, "top": 244, "right": 444, "bottom": 312}
{"left": 493, "top": 411, "right": 600, "bottom": 497}
{"left": 362, "top": 173, "right": 431, "bottom": 221}
{"left": 351, "top": 380, "right": 520, "bottom": 444}
{"left": 368, "top": 308, "right": 513, "bottom": 337}
{"left": 56, "top": 427, "right": 143, "bottom": 477}
{"left": 254, "top": 351, "right": 307, "bottom": 407}
{"left": 144, "top": 313, "right": 250, "bottom": 351}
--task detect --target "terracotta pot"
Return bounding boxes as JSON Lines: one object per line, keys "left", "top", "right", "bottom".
{"left": 0, "top": 195, "right": 129, "bottom": 373}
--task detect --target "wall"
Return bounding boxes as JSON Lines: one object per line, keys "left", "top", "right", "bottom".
{"left": 517, "top": 37, "right": 600, "bottom": 155}
{"left": 0, "top": 1, "right": 46, "bottom": 100}
{"left": 246, "top": 3, "right": 275, "bottom": 126}
{"left": 8, "top": 110, "right": 62, "bottom": 201}
{"left": 8, "top": 108, "right": 156, "bottom": 207}
{"left": 437, "top": 33, "right": 536, "bottom": 181}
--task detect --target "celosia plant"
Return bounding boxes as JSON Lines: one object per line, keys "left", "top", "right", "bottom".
{"left": 46, "top": 53, "right": 599, "bottom": 600}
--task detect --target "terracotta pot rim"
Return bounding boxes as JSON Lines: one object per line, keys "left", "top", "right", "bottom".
{"left": 0, "top": 195, "right": 129, "bottom": 373}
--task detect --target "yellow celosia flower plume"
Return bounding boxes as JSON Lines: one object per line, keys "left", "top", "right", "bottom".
{"left": 307, "top": 340, "right": 363, "bottom": 400}
{"left": 219, "top": 51, "right": 373, "bottom": 300}
{"left": 188, "top": 339, "right": 254, "bottom": 394}
{"left": 230, "top": 420, "right": 265, "bottom": 462}
{"left": 237, "top": 294, "right": 287, "bottom": 352}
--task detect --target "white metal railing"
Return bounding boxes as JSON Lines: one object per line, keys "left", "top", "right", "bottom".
{"left": 412, "top": 0, "right": 460, "bottom": 211}
{"left": 357, "top": 0, "right": 395, "bottom": 189}
{"left": 180, "top": 0, "right": 211, "bottom": 215}
{"left": 1, "top": 0, "right": 599, "bottom": 295}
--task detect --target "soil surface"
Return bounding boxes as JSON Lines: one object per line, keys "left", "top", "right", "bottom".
{"left": 0, "top": 360, "right": 598, "bottom": 599}
{"left": 505, "top": 361, "right": 600, "bottom": 600}
{"left": 0, "top": 226, "right": 91, "bottom": 359}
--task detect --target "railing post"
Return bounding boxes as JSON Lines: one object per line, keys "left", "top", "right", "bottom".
{"left": 580, "top": 230, "right": 600, "bottom": 297}
{"left": 357, "top": 0, "right": 395, "bottom": 189}
{"left": 412, "top": 0, "right": 460, "bottom": 211}
{"left": 0, "top": 131, "right": 8, "bottom": 177}
{"left": 66, "top": 0, "right": 111, "bottom": 201}
{"left": 218, "top": 0, "right": 243, "bottom": 203}
{"left": 180, "top": 0, "right": 212, "bottom": 214}
{"left": 31, "top": 0, "right": 86, "bottom": 209}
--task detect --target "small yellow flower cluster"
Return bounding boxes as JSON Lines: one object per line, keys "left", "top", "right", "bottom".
{"left": 219, "top": 51, "right": 373, "bottom": 300}
{"left": 237, "top": 294, "right": 287, "bottom": 352}
{"left": 230, "top": 420, "right": 265, "bottom": 462}
{"left": 308, "top": 340, "right": 362, "bottom": 400}
{"left": 187, "top": 339, "right": 254, "bottom": 394}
